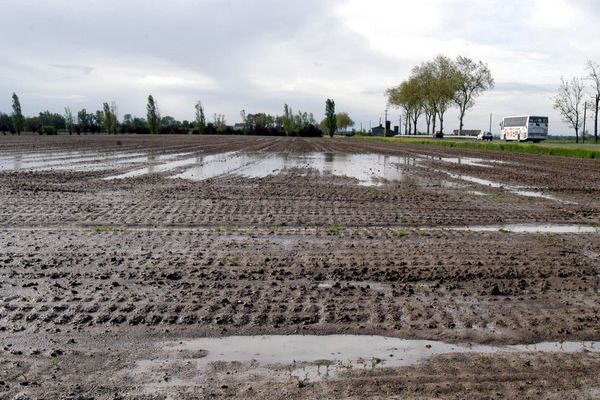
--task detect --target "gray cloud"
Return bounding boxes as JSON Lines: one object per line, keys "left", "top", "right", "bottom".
{"left": 52, "top": 64, "right": 95, "bottom": 75}
{"left": 1, "top": 0, "right": 599, "bottom": 134}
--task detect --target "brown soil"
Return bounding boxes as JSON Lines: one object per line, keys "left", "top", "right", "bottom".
{"left": 1, "top": 135, "right": 600, "bottom": 399}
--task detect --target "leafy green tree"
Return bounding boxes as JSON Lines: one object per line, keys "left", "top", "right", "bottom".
{"left": 122, "top": 114, "right": 133, "bottom": 132}
{"left": 0, "top": 112, "right": 13, "bottom": 133}
{"left": 325, "top": 99, "right": 337, "bottom": 138}
{"left": 387, "top": 77, "right": 423, "bottom": 134}
{"left": 77, "top": 109, "right": 91, "bottom": 126}
{"left": 110, "top": 101, "right": 119, "bottom": 134}
{"left": 282, "top": 104, "right": 294, "bottom": 136}
{"left": 247, "top": 113, "right": 276, "bottom": 129}
{"left": 24, "top": 115, "right": 41, "bottom": 133}
{"left": 454, "top": 56, "right": 494, "bottom": 135}
{"left": 65, "top": 107, "right": 74, "bottom": 135}
{"left": 11, "top": 93, "right": 24, "bottom": 135}
{"left": 38, "top": 111, "right": 66, "bottom": 131}
{"left": 147, "top": 95, "right": 160, "bottom": 134}
{"left": 181, "top": 120, "right": 191, "bottom": 132}
{"left": 161, "top": 116, "right": 181, "bottom": 131}
{"left": 194, "top": 101, "right": 206, "bottom": 134}
{"left": 413, "top": 63, "right": 439, "bottom": 135}
{"left": 102, "top": 102, "right": 113, "bottom": 134}
{"left": 431, "top": 55, "right": 460, "bottom": 137}
{"left": 423, "top": 103, "right": 435, "bottom": 135}
{"left": 132, "top": 117, "right": 148, "bottom": 133}
{"left": 94, "top": 110, "right": 103, "bottom": 130}
{"left": 336, "top": 112, "right": 354, "bottom": 132}
{"left": 411, "top": 55, "right": 460, "bottom": 138}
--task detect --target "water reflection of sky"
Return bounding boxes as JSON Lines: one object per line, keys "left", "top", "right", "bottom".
{"left": 0, "top": 148, "right": 524, "bottom": 190}
{"left": 174, "top": 152, "right": 415, "bottom": 186}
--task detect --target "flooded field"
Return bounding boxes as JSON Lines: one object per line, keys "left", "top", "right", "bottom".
{"left": 1, "top": 148, "right": 489, "bottom": 187}
{"left": 1, "top": 135, "right": 600, "bottom": 399}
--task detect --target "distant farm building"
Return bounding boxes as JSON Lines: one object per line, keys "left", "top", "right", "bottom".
{"left": 370, "top": 125, "right": 385, "bottom": 136}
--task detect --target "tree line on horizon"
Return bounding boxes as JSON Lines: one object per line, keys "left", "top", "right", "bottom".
{"left": 5, "top": 55, "right": 598, "bottom": 142}
{"left": 0, "top": 94, "right": 350, "bottom": 138}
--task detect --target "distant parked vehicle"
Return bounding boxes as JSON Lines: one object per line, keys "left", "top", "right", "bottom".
{"left": 500, "top": 116, "right": 548, "bottom": 142}
{"left": 477, "top": 131, "right": 493, "bottom": 141}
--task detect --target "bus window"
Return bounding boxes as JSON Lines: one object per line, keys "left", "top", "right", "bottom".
{"left": 505, "top": 117, "right": 527, "bottom": 127}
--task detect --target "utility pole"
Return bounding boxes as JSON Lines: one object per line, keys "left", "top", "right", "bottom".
{"left": 594, "top": 94, "right": 600, "bottom": 143}
{"left": 489, "top": 113, "right": 492, "bottom": 133}
{"left": 582, "top": 101, "right": 587, "bottom": 144}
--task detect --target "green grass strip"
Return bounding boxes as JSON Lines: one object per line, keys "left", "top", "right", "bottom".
{"left": 357, "top": 137, "right": 600, "bottom": 159}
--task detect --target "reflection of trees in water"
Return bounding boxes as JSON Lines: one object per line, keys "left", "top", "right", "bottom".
{"left": 147, "top": 153, "right": 157, "bottom": 174}
{"left": 13, "top": 154, "right": 22, "bottom": 171}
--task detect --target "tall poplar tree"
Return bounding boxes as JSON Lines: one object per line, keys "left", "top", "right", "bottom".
{"left": 325, "top": 99, "right": 337, "bottom": 138}
{"left": 147, "top": 95, "right": 160, "bottom": 134}
{"left": 11, "top": 92, "right": 24, "bottom": 135}
{"left": 194, "top": 100, "right": 206, "bottom": 134}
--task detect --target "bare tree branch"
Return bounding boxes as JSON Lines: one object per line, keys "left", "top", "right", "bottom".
{"left": 553, "top": 76, "right": 585, "bottom": 143}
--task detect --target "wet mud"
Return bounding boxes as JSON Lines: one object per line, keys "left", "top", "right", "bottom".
{"left": 1, "top": 135, "right": 600, "bottom": 399}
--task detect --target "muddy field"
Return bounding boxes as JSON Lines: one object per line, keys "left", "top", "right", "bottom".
{"left": 1, "top": 135, "right": 600, "bottom": 399}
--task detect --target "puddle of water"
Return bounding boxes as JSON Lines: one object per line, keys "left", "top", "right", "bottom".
{"left": 138, "top": 335, "right": 600, "bottom": 382}
{"left": 172, "top": 152, "right": 415, "bottom": 186}
{"left": 171, "top": 152, "right": 256, "bottom": 181}
{"left": 0, "top": 152, "right": 97, "bottom": 171}
{"left": 0, "top": 151, "right": 186, "bottom": 173}
{"left": 317, "top": 281, "right": 389, "bottom": 291}
{"left": 105, "top": 153, "right": 205, "bottom": 179}
{"left": 435, "top": 169, "right": 575, "bottom": 204}
{"left": 448, "top": 224, "right": 600, "bottom": 234}
{"left": 426, "top": 156, "right": 506, "bottom": 168}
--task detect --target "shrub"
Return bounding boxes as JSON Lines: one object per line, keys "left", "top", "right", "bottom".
{"left": 42, "top": 125, "right": 57, "bottom": 135}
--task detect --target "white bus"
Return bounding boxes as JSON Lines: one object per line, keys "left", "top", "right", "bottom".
{"left": 500, "top": 116, "right": 548, "bottom": 142}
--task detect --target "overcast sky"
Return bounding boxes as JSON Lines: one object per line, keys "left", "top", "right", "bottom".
{"left": 1, "top": 0, "right": 599, "bottom": 134}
